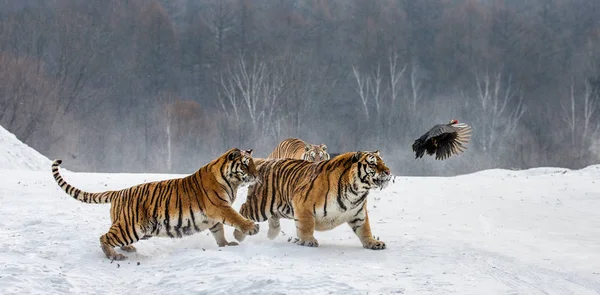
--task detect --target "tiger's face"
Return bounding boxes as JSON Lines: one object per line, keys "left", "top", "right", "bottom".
{"left": 303, "top": 144, "right": 330, "bottom": 161}
{"left": 226, "top": 148, "right": 258, "bottom": 186}
{"left": 351, "top": 150, "right": 392, "bottom": 190}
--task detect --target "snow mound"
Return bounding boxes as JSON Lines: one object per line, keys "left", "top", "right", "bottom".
{"left": 461, "top": 164, "right": 600, "bottom": 178}
{"left": 1, "top": 165, "right": 599, "bottom": 294}
{"left": 0, "top": 124, "right": 52, "bottom": 171}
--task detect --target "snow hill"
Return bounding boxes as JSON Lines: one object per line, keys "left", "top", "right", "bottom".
{"left": 1, "top": 163, "right": 599, "bottom": 294}
{"left": 0, "top": 124, "right": 51, "bottom": 171}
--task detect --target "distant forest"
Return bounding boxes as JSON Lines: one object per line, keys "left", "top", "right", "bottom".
{"left": 1, "top": 0, "right": 599, "bottom": 176}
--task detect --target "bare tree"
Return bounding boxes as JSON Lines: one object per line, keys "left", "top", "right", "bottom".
{"left": 370, "top": 64, "right": 383, "bottom": 120}
{"left": 562, "top": 80, "right": 600, "bottom": 159}
{"left": 385, "top": 50, "right": 407, "bottom": 139}
{"left": 0, "top": 53, "right": 58, "bottom": 142}
{"left": 200, "top": 0, "right": 237, "bottom": 55}
{"left": 156, "top": 92, "right": 178, "bottom": 172}
{"left": 388, "top": 51, "right": 407, "bottom": 113}
{"left": 275, "top": 53, "right": 330, "bottom": 137}
{"left": 464, "top": 70, "right": 526, "bottom": 153}
{"left": 352, "top": 65, "right": 370, "bottom": 121}
{"left": 353, "top": 54, "right": 412, "bottom": 146}
{"left": 409, "top": 60, "right": 423, "bottom": 113}
{"left": 217, "top": 53, "right": 285, "bottom": 144}
{"left": 352, "top": 63, "right": 384, "bottom": 122}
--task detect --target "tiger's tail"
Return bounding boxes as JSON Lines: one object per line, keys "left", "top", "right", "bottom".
{"left": 51, "top": 160, "right": 116, "bottom": 204}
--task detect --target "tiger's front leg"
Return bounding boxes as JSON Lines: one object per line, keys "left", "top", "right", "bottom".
{"left": 208, "top": 222, "right": 238, "bottom": 247}
{"left": 207, "top": 205, "right": 260, "bottom": 237}
{"left": 292, "top": 208, "right": 319, "bottom": 247}
{"left": 347, "top": 205, "right": 386, "bottom": 250}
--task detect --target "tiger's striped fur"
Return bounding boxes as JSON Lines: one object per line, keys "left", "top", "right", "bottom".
{"left": 51, "top": 148, "right": 261, "bottom": 261}
{"left": 233, "top": 150, "right": 392, "bottom": 250}
{"left": 267, "top": 137, "right": 330, "bottom": 161}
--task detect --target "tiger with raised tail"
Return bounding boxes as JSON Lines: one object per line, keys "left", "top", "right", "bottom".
{"left": 233, "top": 150, "right": 392, "bottom": 250}
{"left": 267, "top": 137, "right": 330, "bottom": 161}
{"left": 51, "top": 148, "right": 260, "bottom": 261}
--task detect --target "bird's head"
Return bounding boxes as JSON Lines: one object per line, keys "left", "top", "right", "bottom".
{"left": 449, "top": 119, "right": 459, "bottom": 125}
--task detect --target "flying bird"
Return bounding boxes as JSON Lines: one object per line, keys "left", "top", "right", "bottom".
{"left": 412, "top": 119, "right": 472, "bottom": 160}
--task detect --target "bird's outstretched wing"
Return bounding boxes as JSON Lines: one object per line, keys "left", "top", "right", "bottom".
{"left": 412, "top": 122, "right": 472, "bottom": 160}
{"left": 433, "top": 123, "right": 471, "bottom": 160}
{"left": 425, "top": 123, "right": 468, "bottom": 141}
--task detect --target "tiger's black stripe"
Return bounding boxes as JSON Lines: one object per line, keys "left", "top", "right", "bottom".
{"left": 235, "top": 150, "right": 391, "bottom": 247}
{"left": 50, "top": 148, "right": 259, "bottom": 261}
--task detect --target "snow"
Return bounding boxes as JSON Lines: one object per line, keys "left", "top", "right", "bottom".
{"left": 1, "top": 162, "right": 600, "bottom": 295}
{"left": 0, "top": 125, "right": 52, "bottom": 171}
{"left": 0, "top": 123, "right": 598, "bottom": 294}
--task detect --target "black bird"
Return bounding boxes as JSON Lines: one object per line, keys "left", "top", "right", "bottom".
{"left": 412, "top": 119, "right": 472, "bottom": 160}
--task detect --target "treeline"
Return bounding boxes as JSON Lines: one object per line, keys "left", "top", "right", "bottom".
{"left": 0, "top": 0, "right": 599, "bottom": 176}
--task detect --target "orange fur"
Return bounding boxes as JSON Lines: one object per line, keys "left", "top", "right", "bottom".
{"left": 51, "top": 148, "right": 260, "bottom": 261}
{"left": 267, "top": 137, "right": 330, "bottom": 161}
{"left": 234, "top": 151, "right": 392, "bottom": 250}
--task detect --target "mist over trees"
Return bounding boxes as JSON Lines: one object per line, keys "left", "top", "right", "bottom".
{"left": 1, "top": 0, "right": 599, "bottom": 176}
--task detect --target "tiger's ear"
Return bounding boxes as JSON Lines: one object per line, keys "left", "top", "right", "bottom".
{"left": 228, "top": 149, "right": 241, "bottom": 161}
{"left": 245, "top": 149, "right": 253, "bottom": 156}
{"left": 320, "top": 144, "right": 327, "bottom": 151}
{"left": 305, "top": 144, "right": 311, "bottom": 152}
{"left": 351, "top": 151, "right": 363, "bottom": 163}
{"left": 373, "top": 150, "right": 380, "bottom": 156}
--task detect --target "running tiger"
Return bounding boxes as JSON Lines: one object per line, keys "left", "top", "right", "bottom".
{"left": 51, "top": 148, "right": 260, "bottom": 261}
{"left": 233, "top": 150, "right": 392, "bottom": 250}
{"left": 267, "top": 137, "right": 330, "bottom": 161}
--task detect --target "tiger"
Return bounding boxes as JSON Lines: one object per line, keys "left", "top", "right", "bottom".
{"left": 51, "top": 148, "right": 261, "bottom": 261}
{"left": 267, "top": 137, "right": 330, "bottom": 161}
{"left": 233, "top": 150, "right": 392, "bottom": 250}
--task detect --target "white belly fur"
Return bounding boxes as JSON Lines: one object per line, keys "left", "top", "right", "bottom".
{"left": 152, "top": 212, "right": 214, "bottom": 238}
{"left": 314, "top": 199, "right": 364, "bottom": 231}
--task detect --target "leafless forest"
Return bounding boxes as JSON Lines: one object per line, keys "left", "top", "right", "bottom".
{"left": 1, "top": 0, "right": 599, "bottom": 176}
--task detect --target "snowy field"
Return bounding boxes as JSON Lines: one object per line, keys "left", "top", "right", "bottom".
{"left": 1, "top": 125, "right": 600, "bottom": 294}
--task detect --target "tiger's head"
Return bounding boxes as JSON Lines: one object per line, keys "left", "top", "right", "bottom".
{"left": 224, "top": 148, "right": 258, "bottom": 187}
{"left": 350, "top": 150, "right": 392, "bottom": 190}
{"left": 303, "top": 143, "right": 330, "bottom": 161}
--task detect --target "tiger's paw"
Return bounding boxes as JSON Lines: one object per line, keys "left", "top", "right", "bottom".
{"left": 218, "top": 241, "right": 239, "bottom": 247}
{"left": 120, "top": 245, "right": 137, "bottom": 252}
{"left": 267, "top": 226, "right": 280, "bottom": 240}
{"left": 109, "top": 253, "right": 128, "bottom": 261}
{"left": 292, "top": 237, "right": 319, "bottom": 247}
{"left": 233, "top": 229, "right": 247, "bottom": 242}
{"left": 242, "top": 222, "right": 260, "bottom": 236}
{"left": 363, "top": 238, "right": 386, "bottom": 250}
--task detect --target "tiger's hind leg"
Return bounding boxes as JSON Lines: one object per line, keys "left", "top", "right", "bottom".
{"left": 233, "top": 228, "right": 247, "bottom": 242}
{"left": 267, "top": 216, "right": 281, "bottom": 240}
{"left": 209, "top": 222, "right": 239, "bottom": 247}
{"left": 99, "top": 221, "right": 140, "bottom": 261}
{"left": 120, "top": 245, "right": 137, "bottom": 252}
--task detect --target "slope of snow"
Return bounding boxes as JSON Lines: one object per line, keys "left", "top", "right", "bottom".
{"left": 1, "top": 164, "right": 599, "bottom": 294}
{"left": 0, "top": 125, "right": 52, "bottom": 171}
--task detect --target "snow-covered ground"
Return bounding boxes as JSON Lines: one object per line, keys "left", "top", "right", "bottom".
{"left": 0, "top": 125, "right": 51, "bottom": 171}
{"left": 1, "top": 164, "right": 600, "bottom": 294}
{"left": 1, "top": 124, "right": 599, "bottom": 294}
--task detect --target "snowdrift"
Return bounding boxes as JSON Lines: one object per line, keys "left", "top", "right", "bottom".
{"left": 0, "top": 124, "right": 51, "bottom": 171}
